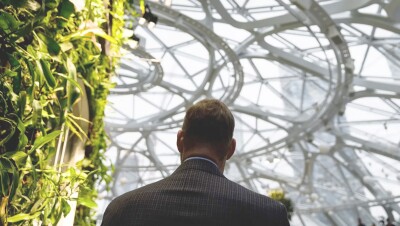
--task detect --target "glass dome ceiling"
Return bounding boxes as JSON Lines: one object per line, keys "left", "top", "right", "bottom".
{"left": 98, "top": 0, "right": 400, "bottom": 225}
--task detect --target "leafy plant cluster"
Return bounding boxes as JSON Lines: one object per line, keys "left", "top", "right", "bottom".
{"left": 0, "top": 0, "right": 126, "bottom": 225}
{"left": 269, "top": 189, "right": 294, "bottom": 221}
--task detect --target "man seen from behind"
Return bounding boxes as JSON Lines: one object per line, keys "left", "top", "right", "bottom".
{"left": 101, "top": 99, "right": 290, "bottom": 226}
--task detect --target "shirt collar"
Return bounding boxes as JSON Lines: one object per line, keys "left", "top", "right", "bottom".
{"left": 184, "top": 156, "right": 218, "bottom": 169}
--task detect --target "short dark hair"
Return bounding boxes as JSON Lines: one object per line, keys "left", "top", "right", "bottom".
{"left": 182, "top": 99, "right": 235, "bottom": 157}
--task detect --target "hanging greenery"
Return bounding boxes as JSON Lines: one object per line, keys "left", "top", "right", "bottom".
{"left": 0, "top": 0, "right": 128, "bottom": 225}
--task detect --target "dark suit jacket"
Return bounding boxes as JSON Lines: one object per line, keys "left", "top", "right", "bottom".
{"left": 101, "top": 159, "right": 290, "bottom": 226}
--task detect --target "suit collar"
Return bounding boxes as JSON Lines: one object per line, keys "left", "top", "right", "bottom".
{"left": 174, "top": 158, "right": 224, "bottom": 177}
{"left": 184, "top": 156, "right": 218, "bottom": 168}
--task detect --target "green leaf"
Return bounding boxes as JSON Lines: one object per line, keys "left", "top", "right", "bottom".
{"left": 34, "top": 60, "right": 44, "bottom": 85}
{"left": 15, "top": 113, "right": 26, "bottom": 135}
{"left": 6, "top": 53, "right": 20, "bottom": 68}
{"left": 61, "top": 198, "right": 71, "bottom": 217}
{"left": 17, "top": 133, "right": 28, "bottom": 153}
{"left": 38, "top": 33, "right": 61, "bottom": 56}
{"left": 58, "top": 57, "right": 83, "bottom": 107}
{"left": 59, "top": 42, "right": 73, "bottom": 52}
{"left": 66, "top": 77, "right": 81, "bottom": 107}
{"left": 0, "top": 11, "right": 20, "bottom": 33}
{"left": 0, "top": 170, "right": 9, "bottom": 197}
{"left": 65, "top": 119, "right": 83, "bottom": 141}
{"left": 9, "top": 159, "right": 19, "bottom": 200}
{"left": 4, "top": 114, "right": 22, "bottom": 153}
{"left": 63, "top": 28, "right": 117, "bottom": 44}
{"left": 7, "top": 151, "right": 28, "bottom": 166}
{"left": 68, "top": 86, "right": 81, "bottom": 107}
{"left": 58, "top": 70, "right": 77, "bottom": 88}
{"left": 66, "top": 56, "right": 76, "bottom": 79}
{"left": 30, "top": 130, "right": 61, "bottom": 153}
{"left": 39, "top": 59, "right": 56, "bottom": 88}
{"left": 25, "top": 59, "right": 36, "bottom": 101}
{"left": 18, "top": 91, "right": 26, "bottom": 118}
{"left": 26, "top": 45, "right": 37, "bottom": 58}
{"left": 7, "top": 212, "right": 41, "bottom": 223}
{"left": 45, "top": 0, "right": 59, "bottom": 9}
{"left": 14, "top": 20, "right": 34, "bottom": 39}
{"left": 0, "top": 117, "right": 16, "bottom": 146}
{"left": 30, "top": 197, "right": 49, "bottom": 213}
{"left": 0, "top": 158, "right": 12, "bottom": 172}
{"left": 0, "top": 158, "right": 12, "bottom": 197}
{"left": 6, "top": 53, "right": 22, "bottom": 94}
{"left": 77, "top": 196, "right": 97, "bottom": 209}
{"left": 59, "top": 0, "right": 75, "bottom": 19}
{"left": 32, "top": 100, "right": 42, "bottom": 127}
{"left": 5, "top": 113, "right": 28, "bottom": 152}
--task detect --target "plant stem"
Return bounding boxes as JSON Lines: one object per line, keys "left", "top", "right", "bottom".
{"left": 0, "top": 196, "right": 9, "bottom": 226}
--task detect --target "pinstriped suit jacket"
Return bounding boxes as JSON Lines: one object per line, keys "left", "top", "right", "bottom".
{"left": 101, "top": 159, "right": 290, "bottom": 226}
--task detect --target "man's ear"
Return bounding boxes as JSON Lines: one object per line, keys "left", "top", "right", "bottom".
{"left": 177, "top": 130, "right": 184, "bottom": 153}
{"left": 226, "top": 138, "right": 236, "bottom": 160}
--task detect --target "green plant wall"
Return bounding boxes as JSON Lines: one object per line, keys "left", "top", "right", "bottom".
{"left": 0, "top": 0, "right": 127, "bottom": 225}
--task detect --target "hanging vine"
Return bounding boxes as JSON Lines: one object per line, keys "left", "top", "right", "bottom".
{"left": 0, "top": 0, "right": 128, "bottom": 225}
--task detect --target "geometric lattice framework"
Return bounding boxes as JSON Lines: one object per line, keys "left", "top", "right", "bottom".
{"left": 98, "top": 1, "right": 400, "bottom": 225}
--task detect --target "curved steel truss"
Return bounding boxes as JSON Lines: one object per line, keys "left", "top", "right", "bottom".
{"left": 98, "top": 1, "right": 400, "bottom": 225}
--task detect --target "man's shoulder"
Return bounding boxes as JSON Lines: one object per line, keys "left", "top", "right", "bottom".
{"left": 109, "top": 178, "right": 168, "bottom": 205}
{"left": 225, "top": 178, "right": 266, "bottom": 198}
{"left": 221, "top": 179, "right": 289, "bottom": 224}
{"left": 223, "top": 178, "right": 284, "bottom": 208}
{"left": 122, "top": 178, "right": 166, "bottom": 195}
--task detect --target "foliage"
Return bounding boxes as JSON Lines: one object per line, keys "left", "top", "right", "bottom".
{"left": 0, "top": 0, "right": 126, "bottom": 225}
{"left": 269, "top": 189, "right": 294, "bottom": 220}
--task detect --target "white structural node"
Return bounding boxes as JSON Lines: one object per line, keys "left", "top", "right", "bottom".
{"left": 98, "top": 1, "right": 400, "bottom": 226}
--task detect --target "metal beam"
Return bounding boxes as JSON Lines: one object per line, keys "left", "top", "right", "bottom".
{"left": 353, "top": 77, "right": 400, "bottom": 93}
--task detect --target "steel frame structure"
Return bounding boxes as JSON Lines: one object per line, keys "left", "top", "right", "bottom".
{"left": 98, "top": 1, "right": 400, "bottom": 225}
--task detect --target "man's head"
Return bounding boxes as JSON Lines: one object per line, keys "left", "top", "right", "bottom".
{"left": 177, "top": 99, "right": 236, "bottom": 167}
